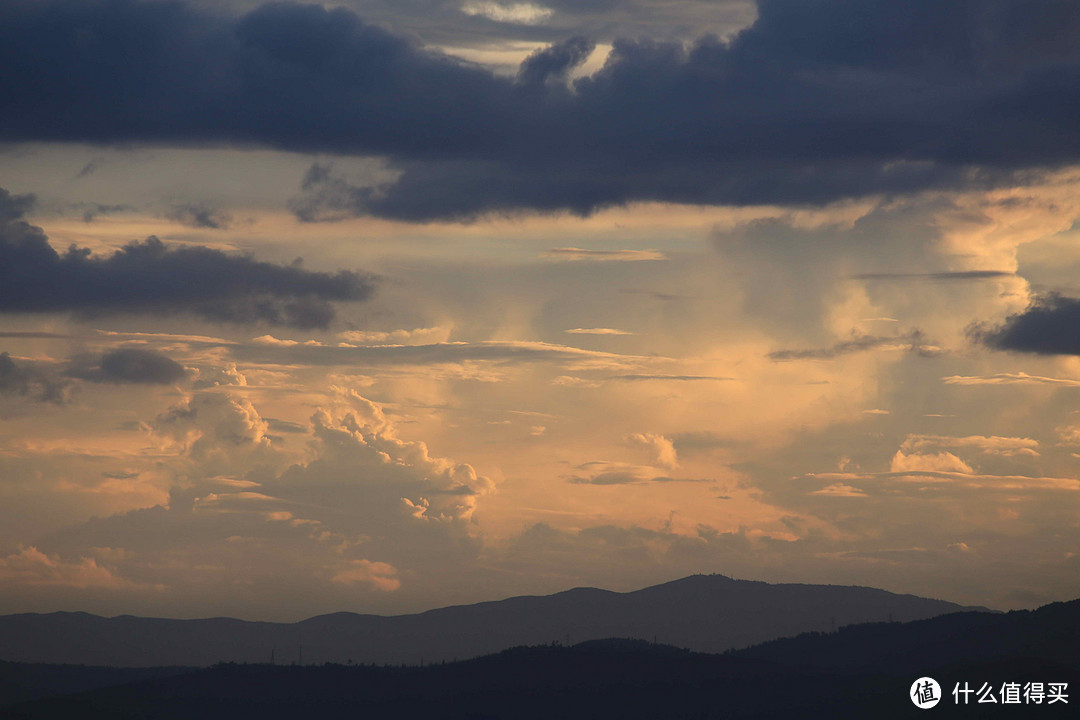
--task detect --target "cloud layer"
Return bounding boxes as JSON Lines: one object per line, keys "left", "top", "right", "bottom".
{"left": 3, "top": 0, "right": 1080, "bottom": 219}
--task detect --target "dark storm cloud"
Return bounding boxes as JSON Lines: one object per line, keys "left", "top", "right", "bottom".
{"left": 67, "top": 348, "right": 188, "bottom": 385}
{"left": 0, "top": 352, "right": 70, "bottom": 404}
{"left": 3, "top": 0, "right": 1080, "bottom": 219}
{"left": 976, "top": 294, "right": 1080, "bottom": 355}
{"left": 0, "top": 188, "right": 374, "bottom": 328}
{"left": 516, "top": 36, "right": 594, "bottom": 86}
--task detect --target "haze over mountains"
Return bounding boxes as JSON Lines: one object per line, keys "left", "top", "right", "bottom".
{"left": 0, "top": 575, "right": 980, "bottom": 667}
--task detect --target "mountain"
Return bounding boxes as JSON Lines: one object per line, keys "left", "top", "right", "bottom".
{"left": 3, "top": 599, "right": 1078, "bottom": 719}
{"left": 0, "top": 574, "right": 979, "bottom": 667}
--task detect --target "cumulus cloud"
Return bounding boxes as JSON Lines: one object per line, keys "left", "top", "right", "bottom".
{"left": 0, "top": 188, "right": 374, "bottom": 328}
{"left": 5, "top": 0, "right": 1078, "bottom": 219}
{"left": 23, "top": 385, "right": 497, "bottom": 614}
{"left": 628, "top": 432, "right": 678, "bottom": 469}
{"left": 901, "top": 434, "right": 1040, "bottom": 458}
{"left": 890, "top": 450, "right": 974, "bottom": 475}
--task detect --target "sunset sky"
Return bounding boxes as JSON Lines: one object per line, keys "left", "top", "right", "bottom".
{"left": 2, "top": 0, "right": 1080, "bottom": 621}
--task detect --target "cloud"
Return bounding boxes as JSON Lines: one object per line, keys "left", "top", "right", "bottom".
{"left": 628, "top": 432, "right": 678, "bottom": 470}
{"left": 567, "top": 460, "right": 704, "bottom": 484}
{"left": 565, "top": 327, "right": 633, "bottom": 335}
{"left": 811, "top": 483, "right": 867, "bottom": 498}
{"left": 0, "top": 352, "right": 70, "bottom": 404}
{"left": 6, "top": 0, "right": 1077, "bottom": 219}
{"left": 890, "top": 450, "right": 974, "bottom": 475}
{"left": 164, "top": 202, "right": 231, "bottom": 230}
{"left": 76, "top": 202, "right": 132, "bottom": 223}
{"left": 19, "top": 384, "right": 496, "bottom": 612}
{"left": 0, "top": 188, "right": 374, "bottom": 328}
{"left": 75, "top": 157, "right": 107, "bottom": 179}
{"left": 460, "top": 1, "right": 554, "bottom": 25}
{"left": 852, "top": 271, "right": 1015, "bottom": 281}
{"left": 768, "top": 332, "right": 939, "bottom": 361}
{"left": 330, "top": 559, "right": 400, "bottom": 591}
{"left": 0, "top": 546, "right": 138, "bottom": 589}
{"left": 337, "top": 326, "right": 452, "bottom": 345}
{"left": 517, "top": 35, "right": 594, "bottom": 84}
{"left": 943, "top": 372, "right": 1080, "bottom": 387}
{"left": 608, "top": 374, "right": 734, "bottom": 381}
{"left": 901, "top": 434, "right": 1040, "bottom": 458}
{"left": 67, "top": 348, "right": 187, "bottom": 385}
{"left": 234, "top": 336, "right": 648, "bottom": 371}
{"left": 543, "top": 248, "right": 666, "bottom": 261}
{"left": 807, "top": 470, "right": 1080, "bottom": 492}
{"left": 975, "top": 294, "right": 1080, "bottom": 355}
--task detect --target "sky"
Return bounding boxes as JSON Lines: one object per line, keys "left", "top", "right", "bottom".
{"left": 1, "top": 0, "right": 1080, "bottom": 621}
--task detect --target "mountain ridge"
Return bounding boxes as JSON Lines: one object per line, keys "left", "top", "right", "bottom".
{"left": 0, "top": 574, "right": 988, "bottom": 667}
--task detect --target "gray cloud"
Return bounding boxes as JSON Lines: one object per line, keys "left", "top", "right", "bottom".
{"left": 3, "top": 1, "right": 1080, "bottom": 219}
{"left": 78, "top": 202, "right": 134, "bottom": 223}
{"left": 0, "top": 352, "right": 69, "bottom": 404}
{"left": 975, "top": 294, "right": 1080, "bottom": 355}
{"left": 852, "top": 271, "right": 1015, "bottom": 281}
{"left": 75, "top": 157, "right": 107, "bottom": 180}
{"left": 769, "top": 331, "right": 938, "bottom": 361}
{"left": 165, "top": 202, "right": 231, "bottom": 230}
{"left": 517, "top": 35, "right": 595, "bottom": 86}
{"left": 67, "top": 348, "right": 188, "bottom": 385}
{"left": 0, "top": 188, "right": 374, "bottom": 328}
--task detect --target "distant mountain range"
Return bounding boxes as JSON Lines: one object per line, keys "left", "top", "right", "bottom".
{"left": 0, "top": 574, "right": 981, "bottom": 667}
{"left": 2, "top": 597, "right": 1077, "bottom": 719}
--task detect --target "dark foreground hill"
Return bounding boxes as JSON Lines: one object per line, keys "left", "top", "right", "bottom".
{"left": 2, "top": 598, "right": 1077, "bottom": 719}
{"left": 0, "top": 574, "right": 977, "bottom": 667}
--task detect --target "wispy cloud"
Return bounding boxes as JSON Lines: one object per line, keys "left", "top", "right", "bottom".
{"left": 769, "top": 332, "right": 939, "bottom": 361}
{"left": 852, "top": 270, "right": 1014, "bottom": 281}
{"left": 460, "top": 1, "right": 553, "bottom": 25}
{"left": 543, "top": 248, "right": 666, "bottom": 262}
{"left": 943, "top": 372, "right": 1080, "bottom": 387}
{"left": 565, "top": 328, "right": 634, "bottom": 336}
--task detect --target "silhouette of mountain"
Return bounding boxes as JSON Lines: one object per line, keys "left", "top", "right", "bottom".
{"left": 3, "top": 598, "right": 1077, "bottom": 719}
{"left": 0, "top": 575, "right": 978, "bottom": 667}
